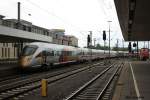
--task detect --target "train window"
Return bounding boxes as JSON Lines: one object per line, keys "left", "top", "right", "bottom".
{"left": 62, "top": 51, "right": 69, "bottom": 56}
{"left": 64, "top": 51, "right": 67, "bottom": 56}
{"left": 62, "top": 51, "right": 65, "bottom": 56}
{"left": 52, "top": 51, "right": 54, "bottom": 56}
{"left": 72, "top": 51, "right": 76, "bottom": 56}
{"left": 36, "top": 52, "right": 42, "bottom": 58}
{"left": 77, "top": 51, "right": 80, "bottom": 55}
{"left": 42, "top": 51, "right": 47, "bottom": 56}
{"left": 68, "top": 51, "right": 72, "bottom": 56}
{"left": 79, "top": 51, "right": 83, "bottom": 55}
{"left": 47, "top": 51, "right": 54, "bottom": 56}
{"left": 56, "top": 51, "right": 60, "bottom": 56}
{"left": 22, "top": 45, "right": 38, "bottom": 56}
{"left": 36, "top": 51, "right": 46, "bottom": 58}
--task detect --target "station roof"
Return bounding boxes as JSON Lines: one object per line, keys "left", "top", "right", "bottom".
{"left": 0, "top": 25, "right": 52, "bottom": 43}
{"left": 114, "top": 0, "right": 150, "bottom": 41}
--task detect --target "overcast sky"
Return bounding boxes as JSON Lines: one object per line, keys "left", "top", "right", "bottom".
{"left": 0, "top": 0, "right": 147, "bottom": 48}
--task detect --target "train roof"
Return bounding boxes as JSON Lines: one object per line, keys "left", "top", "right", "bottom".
{"left": 27, "top": 42, "right": 127, "bottom": 53}
{"left": 28, "top": 42, "right": 76, "bottom": 51}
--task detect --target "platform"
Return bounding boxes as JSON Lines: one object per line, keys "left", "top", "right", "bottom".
{"left": 0, "top": 25, "right": 52, "bottom": 42}
{"left": 0, "top": 58, "right": 18, "bottom": 70}
{"left": 0, "top": 63, "right": 17, "bottom": 70}
{"left": 0, "top": 62, "right": 18, "bottom": 77}
{"left": 113, "top": 61, "right": 150, "bottom": 100}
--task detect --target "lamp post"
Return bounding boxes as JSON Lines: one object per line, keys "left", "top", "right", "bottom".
{"left": 108, "top": 21, "right": 112, "bottom": 61}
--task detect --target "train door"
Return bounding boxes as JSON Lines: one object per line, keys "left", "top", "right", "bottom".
{"left": 59, "top": 50, "right": 63, "bottom": 62}
{"left": 42, "top": 51, "right": 47, "bottom": 65}
{"left": 35, "top": 51, "right": 46, "bottom": 66}
{"left": 45, "top": 50, "right": 54, "bottom": 65}
{"left": 53, "top": 51, "right": 60, "bottom": 63}
{"left": 45, "top": 50, "right": 59, "bottom": 65}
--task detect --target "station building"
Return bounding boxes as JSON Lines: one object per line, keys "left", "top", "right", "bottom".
{"left": 66, "top": 35, "right": 78, "bottom": 47}
{"left": 0, "top": 15, "right": 78, "bottom": 62}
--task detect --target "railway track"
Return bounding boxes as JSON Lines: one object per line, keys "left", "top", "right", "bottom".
{"left": 0, "top": 60, "right": 106, "bottom": 84}
{"left": 0, "top": 61, "right": 92, "bottom": 84}
{"left": 0, "top": 61, "right": 110, "bottom": 100}
{"left": 65, "top": 62, "right": 124, "bottom": 100}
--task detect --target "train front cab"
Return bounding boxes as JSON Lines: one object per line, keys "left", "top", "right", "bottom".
{"left": 19, "top": 45, "right": 39, "bottom": 71}
{"left": 139, "top": 48, "right": 149, "bottom": 61}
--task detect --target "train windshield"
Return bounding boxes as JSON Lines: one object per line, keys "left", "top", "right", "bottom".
{"left": 22, "top": 45, "right": 38, "bottom": 56}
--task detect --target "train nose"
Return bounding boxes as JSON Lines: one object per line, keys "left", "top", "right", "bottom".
{"left": 19, "top": 56, "right": 31, "bottom": 68}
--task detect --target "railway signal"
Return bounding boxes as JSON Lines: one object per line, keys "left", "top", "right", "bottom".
{"left": 133, "top": 42, "right": 136, "bottom": 47}
{"left": 103, "top": 30, "right": 106, "bottom": 41}
{"left": 103, "top": 30, "right": 106, "bottom": 54}
{"left": 87, "top": 34, "right": 91, "bottom": 47}
{"left": 128, "top": 42, "right": 132, "bottom": 52}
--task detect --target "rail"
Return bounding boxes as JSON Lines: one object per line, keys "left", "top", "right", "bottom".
{"left": 65, "top": 62, "right": 123, "bottom": 100}
{"left": 0, "top": 61, "right": 109, "bottom": 100}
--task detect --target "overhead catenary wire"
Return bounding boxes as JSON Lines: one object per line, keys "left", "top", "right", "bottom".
{"left": 24, "top": 0, "right": 86, "bottom": 32}
{"left": 2, "top": 0, "right": 118, "bottom": 47}
{"left": 23, "top": 0, "right": 112, "bottom": 42}
{"left": 27, "top": 0, "right": 100, "bottom": 48}
{"left": 23, "top": 0, "right": 94, "bottom": 44}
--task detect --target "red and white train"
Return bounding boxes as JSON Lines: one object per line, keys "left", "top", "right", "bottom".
{"left": 139, "top": 48, "right": 149, "bottom": 60}
{"left": 19, "top": 42, "right": 125, "bottom": 69}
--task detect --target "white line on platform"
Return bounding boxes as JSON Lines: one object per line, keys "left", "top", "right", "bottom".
{"left": 129, "top": 62, "right": 142, "bottom": 100}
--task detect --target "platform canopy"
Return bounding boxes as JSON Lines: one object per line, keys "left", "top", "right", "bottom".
{"left": 114, "top": 0, "right": 150, "bottom": 41}
{"left": 0, "top": 25, "right": 52, "bottom": 43}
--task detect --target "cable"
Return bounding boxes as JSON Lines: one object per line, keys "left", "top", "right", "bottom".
{"left": 24, "top": 0, "right": 85, "bottom": 32}
{"left": 23, "top": 0, "right": 96, "bottom": 47}
{"left": 22, "top": 0, "right": 113, "bottom": 47}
